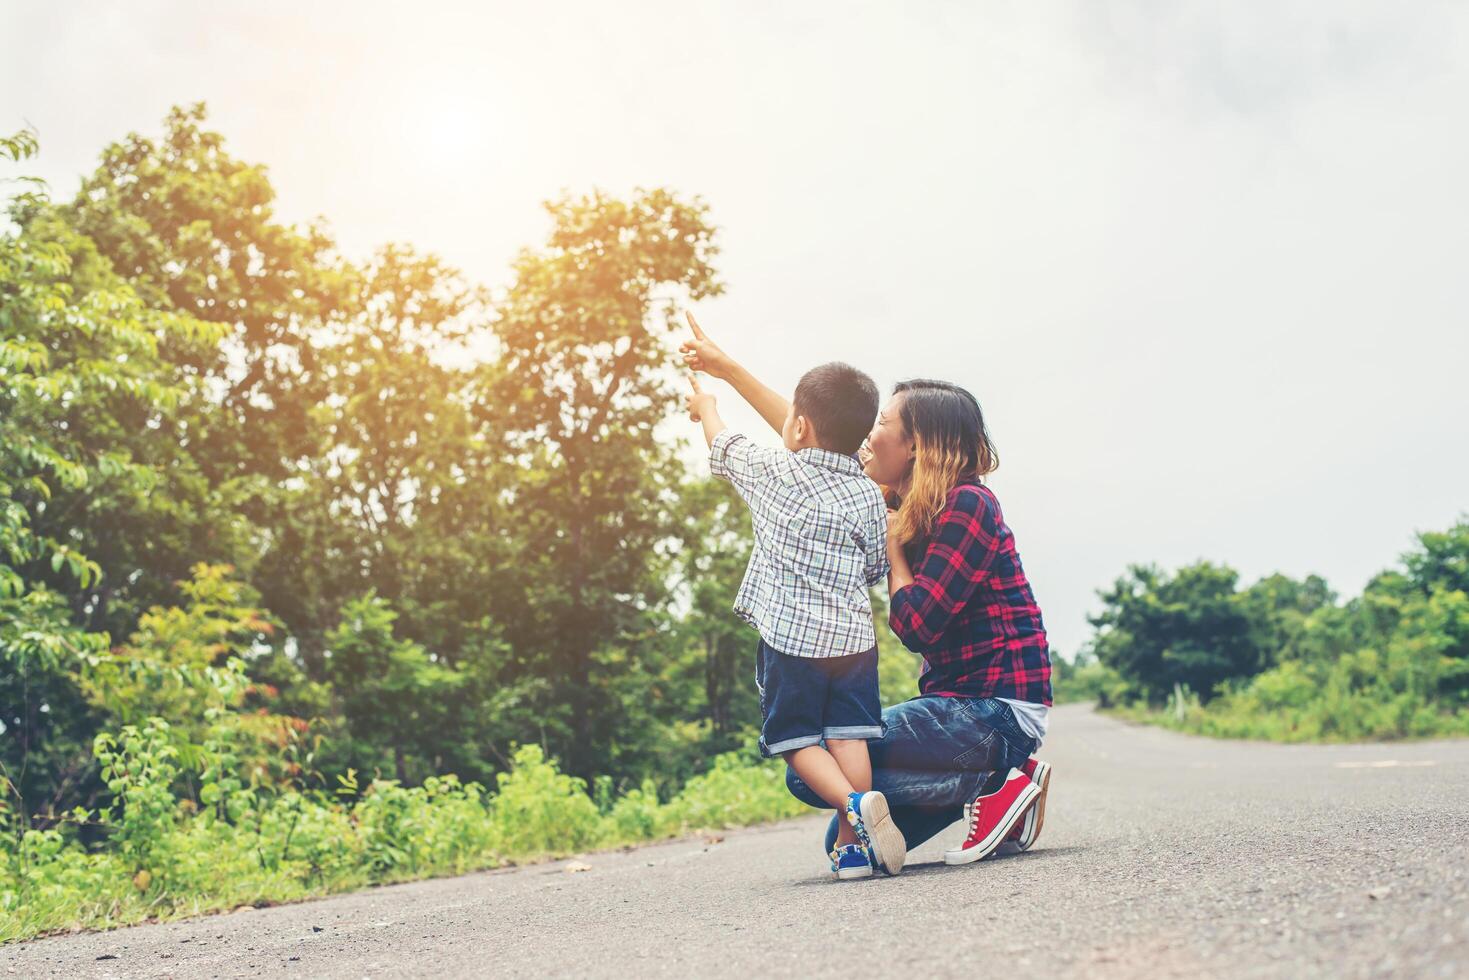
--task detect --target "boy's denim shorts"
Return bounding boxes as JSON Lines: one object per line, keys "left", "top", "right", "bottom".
{"left": 755, "top": 640, "right": 884, "bottom": 758}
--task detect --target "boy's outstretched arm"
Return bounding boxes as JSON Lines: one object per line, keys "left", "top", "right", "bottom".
{"left": 685, "top": 373, "right": 727, "bottom": 448}
{"left": 681, "top": 312, "right": 790, "bottom": 436}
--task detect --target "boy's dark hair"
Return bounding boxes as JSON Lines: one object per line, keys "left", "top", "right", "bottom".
{"left": 793, "top": 362, "right": 880, "bottom": 455}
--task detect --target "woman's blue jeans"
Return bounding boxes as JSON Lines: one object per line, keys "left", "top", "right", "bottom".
{"left": 785, "top": 695, "right": 1037, "bottom": 854}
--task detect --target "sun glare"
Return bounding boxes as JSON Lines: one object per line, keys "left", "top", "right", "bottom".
{"left": 408, "top": 93, "right": 494, "bottom": 172}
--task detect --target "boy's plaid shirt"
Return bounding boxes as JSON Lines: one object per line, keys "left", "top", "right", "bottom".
{"left": 710, "top": 430, "right": 888, "bottom": 658}
{"left": 889, "top": 482, "right": 1053, "bottom": 705}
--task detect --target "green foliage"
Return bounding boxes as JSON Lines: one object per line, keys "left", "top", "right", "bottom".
{"left": 1090, "top": 518, "right": 1469, "bottom": 740}
{"left": 63, "top": 103, "right": 355, "bottom": 486}
{"left": 475, "top": 188, "right": 724, "bottom": 778}
{"left": 487, "top": 745, "right": 604, "bottom": 857}
{"left": 2, "top": 110, "right": 764, "bottom": 828}
{"left": 1050, "top": 649, "right": 1128, "bottom": 706}
{"left": 0, "top": 113, "right": 812, "bottom": 945}
{"left": 1, "top": 125, "right": 225, "bottom": 828}
{"left": 1089, "top": 562, "right": 1266, "bottom": 700}
{"left": 324, "top": 594, "right": 466, "bottom": 785}
{"left": 93, "top": 719, "right": 180, "bottom": 875}
{"left": 655, "top": 748, "right": 807, "bottom": 829}
{"left": 673, "top": 478, "right": 756, "bottom": 738}
{"left": 873, "top": 592, "right": 922, "bottom": 703}
{"left": 0, "top": 724, "right": 804, "bottom": 943}
{"left": 80, "top": 565, "right": 263, "bottom": 735}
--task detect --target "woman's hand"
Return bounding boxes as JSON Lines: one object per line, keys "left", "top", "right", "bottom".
{"left": 886, "top": 508, "right": 915, "bottom": 595}
{"left": 679, "top": 312, "right": 736, "bottom": 380}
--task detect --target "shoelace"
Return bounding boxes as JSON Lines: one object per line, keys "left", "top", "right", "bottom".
{"left": 962, "top": 797, "right": 995, "bottom": 840}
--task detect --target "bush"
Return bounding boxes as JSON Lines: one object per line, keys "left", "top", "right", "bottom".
{"left": 487, "top": 744, "right": 604, "bottom": 858}
{"left": 0, "top": 724, "right": 810, "bottom": 944}
{"left": 1051, "top": 653, "right": 1128, "bottom": 706}
{"left": 661, "top": 750, "right": 807, "bottom": 830}
{"left": 1117, "top": 655, "right": 1469, "bottom": 743}
{"left": 1089, "top": 519, "right": 1469, "bottom": 741}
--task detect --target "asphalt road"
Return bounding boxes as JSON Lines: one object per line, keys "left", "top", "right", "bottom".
{"left": 5, "top": 704, "right": 1467, "bottom": 979}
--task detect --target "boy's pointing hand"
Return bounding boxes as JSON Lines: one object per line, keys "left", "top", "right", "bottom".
{"left": 685, "top": 371, "right": 716, "bottom": 422}
{"left": 680, "top": 312, "right": 735, "bottom": 380}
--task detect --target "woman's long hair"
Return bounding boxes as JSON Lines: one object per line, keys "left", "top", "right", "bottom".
{"left": 889, "top": 379, "right": 998, "bottom": 548}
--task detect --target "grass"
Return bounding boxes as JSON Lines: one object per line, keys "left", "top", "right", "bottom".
{"left": 1, "top": 743, "right": 809, "bottom": 944}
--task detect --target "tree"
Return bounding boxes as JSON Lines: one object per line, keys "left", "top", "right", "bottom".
{"left": 1405, "top": 520, "right": 1469, "bottom": 598}
{"left": 1389, "top": 520, "right": 1469, "bottom": 701}
{"left": 472, "top": 189, "right": 722, "bottom": 777}
{"left": 5, "top": 110, "right": 775, "bottom": 813}
{"left": 1, "top": 128, "right": 222, "bottom": 822}
{"left": 673, "top": 478, "right": 755, "bottom": 738}
{"left": 64, "top": 104, "right": 355, "bottom": 482}
{"left": 323, "top": 594, "right": 465, "bottom": 784}
{"left": 248, "top": 244, "right": 499, "bottom": 669}
{"left": 1089, "top": 562, "right": 1265, "bottom": 702}
{"left": 79, "top": 565, "right": 271, "bottom": 748}
{"left": 37, "top": 105, "right": 356, "bottom": 642}
{"left": 1238, "top": 572, "right": 1335, "bottom": 665}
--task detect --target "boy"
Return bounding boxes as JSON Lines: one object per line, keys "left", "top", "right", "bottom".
{"left": 682, "top": 314, "right": 904, "bottom": 879}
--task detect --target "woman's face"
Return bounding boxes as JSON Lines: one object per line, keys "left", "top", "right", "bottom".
{"left": 863, "top": 393, "right": 915, "bottom": 489}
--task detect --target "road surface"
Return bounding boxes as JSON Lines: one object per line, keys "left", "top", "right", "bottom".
{"left": 5, "top": 704, "right": 1467, "bottom": 978}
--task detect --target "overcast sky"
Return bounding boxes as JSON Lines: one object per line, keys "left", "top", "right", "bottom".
{"left": 4, "top": 1, "right": 1467, "bottom": 657}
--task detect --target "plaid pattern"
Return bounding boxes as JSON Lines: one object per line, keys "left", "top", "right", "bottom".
{"left": 889, "top": 483, "right": 1053, "bottom": 705}
{"left": 710, "top": 430, "right": 888, "bottom": 658}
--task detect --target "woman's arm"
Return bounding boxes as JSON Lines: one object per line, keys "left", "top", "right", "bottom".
{"left": 887, "top": 487, "right": 1004, "bottom": 650}
{"left": 681, "top": 312, "right": 790, "bottom": 436}
{"left": 886, "top": 520, "right": 915, "bottom": 597}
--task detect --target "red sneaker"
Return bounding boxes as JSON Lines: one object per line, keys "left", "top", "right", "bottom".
{"left": 1012, "top": 757, "right": 1052, "bottom": 851}
{"left": 944, "top": 768, "right": 1040, "bottom": 865}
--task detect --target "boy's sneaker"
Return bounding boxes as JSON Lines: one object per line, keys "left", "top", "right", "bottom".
{"left": 830, "top": 843, "right": 873, "bottom": 880}
{"left": 944, "top": 768, "right": 1040, "bottom": 865}
{"left": 846, "top": 790, "right": 907, "bottom": 875}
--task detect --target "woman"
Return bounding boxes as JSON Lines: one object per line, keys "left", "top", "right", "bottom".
{"left": 682, "top": 316, "right": 1053, "bottom": 867}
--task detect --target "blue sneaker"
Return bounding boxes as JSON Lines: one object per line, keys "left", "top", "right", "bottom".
{"left": 846, "top": 790, "right": 907, "bottom": 876}
{"left": 830, "top": 843, "right": 873, "bottom": 880}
